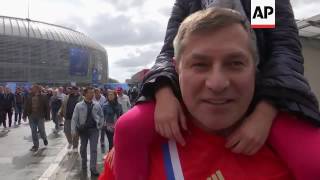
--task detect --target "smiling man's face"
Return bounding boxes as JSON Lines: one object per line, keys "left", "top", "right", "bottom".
{"left": 177, "top": 23, "right": 255, "bottom": 132}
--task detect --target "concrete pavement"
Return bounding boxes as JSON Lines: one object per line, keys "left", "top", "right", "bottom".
{"left": 53, "top": 138, "right": 109, "bottom": 180}
{"left": 0, "top": 119, "right": 110, "bottom": 180}
{"left": 0, "top": 120, "right": 67, "bottom": 180}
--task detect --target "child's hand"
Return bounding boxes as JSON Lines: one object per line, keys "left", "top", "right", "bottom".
{"left": 155, "top": 86, "right": 187, "bottom": 146}
{"left": 225, "top": 100, "right": 278, "bottom": 155}
{"left": 106, "top": 148, "right": 115, "bottom": 168}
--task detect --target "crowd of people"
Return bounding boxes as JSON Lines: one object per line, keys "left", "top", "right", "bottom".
{"left": 0, "top": 84, "right": 132, "bottom": 177}
{"left": 0, "top": 86, "right": 25, "bottom": 128}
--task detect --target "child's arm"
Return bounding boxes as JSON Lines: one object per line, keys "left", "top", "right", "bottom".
{"left": 154, "top": 85, "right": 187, "bottom": 146}
{"left": 225, "top": 100, "right": 278, "bottom": 155}
{"left": 99, "top": 148, "right": 115, "bottom": 180}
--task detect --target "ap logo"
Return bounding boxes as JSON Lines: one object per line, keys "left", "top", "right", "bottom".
{"left": 251, "top": 0, "right": 275, "bottom": 28}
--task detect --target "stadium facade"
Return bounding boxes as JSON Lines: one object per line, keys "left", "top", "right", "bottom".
{"left": 0, "top": 16, "right": 108, "bottom": 85}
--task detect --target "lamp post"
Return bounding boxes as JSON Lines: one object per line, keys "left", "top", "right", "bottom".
{"left": 27, "top": 0, "right": 31, "bottom": 83}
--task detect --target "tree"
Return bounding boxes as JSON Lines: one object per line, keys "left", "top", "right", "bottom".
{"left": 107, "top": 77, "right": 119, "bottom": 83}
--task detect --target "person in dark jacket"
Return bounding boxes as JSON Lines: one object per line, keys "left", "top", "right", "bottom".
{"left": 50, "top": 89, "right": 62, "bottom": 132}
{"left": 0, "top": 86, "right": 5, "bottom": 130}
{"left": 112, "top": 0, "right": 320, "bottom": 180}
{"left": 14, "top": 87, "right": 24, "bottom": 126}
{"left": 102, "top": 90, "right": 122, "bottom": 151}
{"left": 128, "top": 86, "right": 139, "bottom": 106}
{"left": 23, "top": 84, "right": 50, "bottom": 152}
{"left": 3, "top": 87, "right": 15, "bottom": 128}
{"left": 59, "top": 86, "right": 83, "bottom": 153}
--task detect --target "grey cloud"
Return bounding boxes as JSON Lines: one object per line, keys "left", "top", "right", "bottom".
{"left": 130, "top": 0, "right": 145, "bottom": 7}
{"left": 86, "top": 14, "right": 165, "bottom": 46}
{"left": 291, "top": 0, "right": 317, "bottom": 6}
{"left": 55, "top": 17, "right": 84, "bottom": 31}
{"left": 158, "top": 6, "right": 172, "bottom": 17}
{"left": 56, "top": 14, "right": 165, "bottom": 46}
{"left": 102, "top": 0, "right": 145, "bottom": 11}
{"left": 291, "top": 0, "right": 320, "bottom": 19}
{"left": 115, "top": 46, "right": 161, "bottom": 68}
{"left": 126, "top": 67, "right": 143, "bottom": 74}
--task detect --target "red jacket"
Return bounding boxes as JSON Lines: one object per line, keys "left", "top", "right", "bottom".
{"left": 149, "top": 123, "right": 292, "bottom": 180}
{"left": 100, "top": 113, "right": 306, "bottom": 180}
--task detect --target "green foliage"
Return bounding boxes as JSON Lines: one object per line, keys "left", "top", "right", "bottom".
{"left": 107, "top": 77, "right": 119, "bottom": 83}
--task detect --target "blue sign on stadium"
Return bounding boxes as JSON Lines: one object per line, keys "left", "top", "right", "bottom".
{"left": 69, "top": 48, "right": 89, "bottom": 76}
{"left": 104, "top": 83, "right": 129, "bottom": 91}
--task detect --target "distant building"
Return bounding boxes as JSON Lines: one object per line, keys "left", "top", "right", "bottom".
{"left": 297, "top": 14, "right": 320, "bottom": 102}
{"left": 126, "top": 69, "right": 150, "bottom": 85}
{"left": 0, "top": 16, "right": 108, "bottom": 85}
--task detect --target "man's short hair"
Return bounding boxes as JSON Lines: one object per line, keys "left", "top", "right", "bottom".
{"left": 83, "top": 86, "right": 94, "bottom": 95}
{"left": 173, "top": 7, "right": 257, "bottom": 63}
{"left": 116, "top": 87, "right": 123, "bottom": 92}
{"left": 32, "top": 84, "right": 41, "bottom": 90}
{"left": 71, "top": 86, "right": 79, "bottom": 91}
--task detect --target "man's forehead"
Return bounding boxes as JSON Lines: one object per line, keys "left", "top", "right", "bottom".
{"left": 183, "top": 42, "right": 251, "bottom": 61}
{"left": 181, "top": 27, "right": 253, "bottom": 62}
{"left": 190, "top": 46, "right": 250, "bottom": 56}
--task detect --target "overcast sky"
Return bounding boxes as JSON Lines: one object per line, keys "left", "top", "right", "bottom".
{"left": 0, "top": 0, "right": 319, "bottom": 82}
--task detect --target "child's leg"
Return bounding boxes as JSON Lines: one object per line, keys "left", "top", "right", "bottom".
{"left": 269, "top": 112, "right": 320, "bottom": 180}
{"left": 114, "top": 101, "right": 158, "bottom": 180}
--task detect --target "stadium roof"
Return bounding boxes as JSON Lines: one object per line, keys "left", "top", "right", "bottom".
{"left": 0, "top": 15, "right": 105, "bottom": 52}
{"left": 297, "top": 14, "right": 320, "bottom": 40}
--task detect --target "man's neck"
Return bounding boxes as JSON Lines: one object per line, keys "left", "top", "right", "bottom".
{"left": 96, "top": 95, "right": 101, "bottom": 100}
{"left": 84, "top": 98, "right": 92, "bottom": 103}
{"left": 191, "top": 117, "right": 244, "bottom": 137}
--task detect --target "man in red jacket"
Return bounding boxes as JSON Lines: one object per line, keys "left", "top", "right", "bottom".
{"left": 100, "top": 8, "right": 296, "bottom": 179}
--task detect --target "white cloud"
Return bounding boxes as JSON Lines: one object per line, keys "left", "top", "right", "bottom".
{"left": 106, "top": 43, "right": 161, "bottom": 82}
{"left": 291, "top": 1, "right": 320, "bottom": 19}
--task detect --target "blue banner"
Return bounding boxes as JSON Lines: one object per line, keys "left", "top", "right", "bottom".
{"left": 6, "top": 82, "right": 17, "bottom": 93}
{"left": 104, "top": 83, "right": 129, "bottom": 91}
{"left": 69, "top": 48, "right": 89, "bottom": 76}
{"left": 92, "top": 67, "right": 98, "bottom": 84}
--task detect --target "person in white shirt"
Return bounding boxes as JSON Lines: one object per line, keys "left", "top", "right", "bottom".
{"left": 116, "top": 87, "right": 131, "bottom": 114}
{"left": 93, "top": 88, "right": 107, "bottom": 147}
{"left": 93, "top": 88, "right": 106, "bottom": 107}
{"left": 57, "top": 87, "right": 66, "bottom": 100}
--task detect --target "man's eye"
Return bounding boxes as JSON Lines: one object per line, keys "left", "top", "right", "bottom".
{"left": 230, "top": 61, "right": 244, "bottom": 67}
{"left": 192, "top": 63, "right": 207, "bottom": 68}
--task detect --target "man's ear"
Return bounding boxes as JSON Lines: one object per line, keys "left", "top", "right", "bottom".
{"left": 173, "top": 57, "right": 179, "bottom": 73}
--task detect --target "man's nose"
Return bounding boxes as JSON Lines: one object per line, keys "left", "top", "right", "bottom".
{"left": 205, "top": 67, "right": 230, "bottom": 93}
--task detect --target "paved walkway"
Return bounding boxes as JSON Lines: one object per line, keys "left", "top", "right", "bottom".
{"left": 53, "top": 139, "right": 109, "bottom": 180}
{"left": 0, "top": 120, "right": 67, "bottom": 180}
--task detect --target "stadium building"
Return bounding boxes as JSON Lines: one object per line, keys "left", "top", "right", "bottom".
{"left": 0, "top": 16, "right": 108, "bottom": 85}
